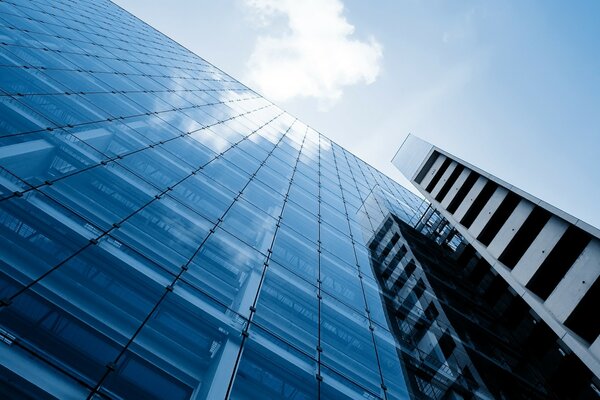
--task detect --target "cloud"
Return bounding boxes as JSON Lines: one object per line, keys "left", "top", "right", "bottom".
{"left": 243, "top": 0, "right": 382, "bottom": 108}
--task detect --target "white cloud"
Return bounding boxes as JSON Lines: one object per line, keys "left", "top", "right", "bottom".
{"left": 243, "top": 0, "right": 382, "bottom": 108}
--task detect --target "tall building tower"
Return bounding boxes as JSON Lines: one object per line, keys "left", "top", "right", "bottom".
{"left": 0, "top": 1, "right": 598, "bottom": 399}
{"left": 0, "top": 1, "right": 425, "bottom": 399}
{"left": 392, "top": 134, "right": 600, "bottom": 398}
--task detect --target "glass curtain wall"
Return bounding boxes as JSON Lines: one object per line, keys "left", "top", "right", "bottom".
{"left": 0, "top": 0, "right": 426, "bottom": 399}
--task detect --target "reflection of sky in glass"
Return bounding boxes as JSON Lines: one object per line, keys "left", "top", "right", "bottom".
{"left": 0, "top": 1, "right": 424, "bottom": 398}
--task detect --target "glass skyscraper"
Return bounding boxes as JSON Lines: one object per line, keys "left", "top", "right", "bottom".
{"left": 0, "top": 1, "right": 428, "bottom": 399}
{"left": 2, "top": 1, "right": 599, "bottom": 400}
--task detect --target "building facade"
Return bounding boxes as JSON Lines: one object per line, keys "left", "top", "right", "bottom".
{"left": 392, "top": 134, "right": 600, "bottom": 398}
{"left": 0, "top": 1, "right": 598, "bottom": 399}
{"left": 0, "top": 1, "right": 427, "bottom": 399}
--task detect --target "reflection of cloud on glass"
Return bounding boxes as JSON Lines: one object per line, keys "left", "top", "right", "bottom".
{"left": 243, "top": 0, "right": 382, "bottom": 109}
{"left": 297, "top": 127, "right": 320, "bottom": 162}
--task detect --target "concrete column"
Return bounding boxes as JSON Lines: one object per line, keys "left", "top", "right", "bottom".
{"left": 419, "top": 154, "right": 446, "bottom": 189}
{"left": 430, "top": 161, "right": 457, "bottom": 200}
{"left": 545, "top": 239, "right": 600, "bottom": 322}
{"left": 469, "top": 187, "right": 508, "bottom": 238}
{"left": 487, "top": 199, "right": 534, "bottom": 259}
{"left": 512, "top": 216, "right": 568, "bottom": 286}
{"left": 440, "top": 168, "right": 471, "bottom": 209}
{"left": 453, "top": 176, "right": 488, "bottom": 222}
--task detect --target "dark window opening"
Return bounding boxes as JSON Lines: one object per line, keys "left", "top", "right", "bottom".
{"left": 456, "top": 244, "right": 476, "bottom": 269}
{"left": 498, "top": 206, "right": 551, "bottom": 269}
{"left": 461, "top": 367, "right": 479, "bottom": 390}
{"left": 379, "top": 233, "right": 400, "bottom": 261}
{"left": 526, "top": 225, "right": 591, "bottom": 300}
{"left": 381, "top": 245, "right": 408, "bottom": 281}
{"left": 389, "top": 259, "right": 417, "bottom": 297}
{"left": 468, "top": 258, "right": 490, "bottom": 286}
{"left": 564, "top": 279, "right": 599, "bottom": 344}
{"left": 477, "top": 191, "right": 520, "bottom": 246}
{"left": 447, "top": 172, "right": 479, "bottom": 214}
{"left": 482, "top": 275, "right": 508, "bottom": 306}
{"left": 405, "top": 260, "right": 417, "bottom": 277}
{"left": 413, "top": 278, "right": 426, "bottom": 299}
{"left": 425, "top": 303, "right": 440, "bottom": 321}
{"left": 415, "top": 152, "right": 440, "bottom": 184}
{"left": 425, "top": 157, "right": 452, "bottom": 193}
{"left": 460, "top": 180, "right": 498, "bottom": 229}
{"left": 435, "top": 164, "right": 465, "bottom": 203}
{"left": 412, "top": 303, "right": 439, "bottom": 343}
{"left": 438, "top": 331, "right": 456, "bottom": 358}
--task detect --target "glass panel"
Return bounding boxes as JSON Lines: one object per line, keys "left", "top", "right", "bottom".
{"left": 0, "top": 192, "right": 93, "bottom": 297}
{"left": 220, "top": 199, "right": 277, "bottom": 254}
{"left": 240, "top": 179, "right": 284, "bottom": 218}
{"left": 0, "top": 271, "right": 122, "bottom": 385}
{"left": 0, "top": 129, "right": 102, "bottom": 185}
{"left": 99, "top": 351, "right": 193, "bottom": 400}
{"left": 282, "top": 201, "right": 318, "bottom": 243}
{"left": 201, "top": 158, "right": 249, "bottom": 194}
{"left": 271, "top": 226, "right": 318, "bottom": 283}
{"left": 254, "top": 262, "right": 318, "bottom": 354}
{"left": 321, "top": 293, "right": 381, "bottom": 394}
{"left": 116, "top": 147, "right": 191, "bottom": 190}
{"left": 38, "top": 243, "right": 171, "bottom": 337}
{"left": 0, "top": 95, "right": 55, "bottom": 136}
{"left": 122, "top": 282, "right": 245, "bottom": 397}
{"left": 229, "top": 325, "right": 317, "bottom": 400}
{"left": 321, "top": 365, "right": 383, "bottom": 400}
{"left": 254, "top": 164, "right": 290, "bottom": 195}
{"left": 112, "top": 197, "right": 212, "bottom": 272}
{"left": 321, "top": 225, "right": 355, "bottom": 266}
{"left": 183, "top": 228, "right": 265, "bottom": 313}
{"left": 15, "top": 94, "right": 108, "bottom": 126}
{"left": 373, "top": 329, "right": 411, "bottom": 400}
{"left": 320, "top": 252, "right": 366, "bottom": 313}
{"left": 69, "top": 121, "right": 152, "bottom": 158}
{"left": 40, "top": 162, "right": 157, "bottom": 231}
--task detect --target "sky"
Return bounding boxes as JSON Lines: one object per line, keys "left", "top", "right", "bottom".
{"left": 114, "top": 0, "right": 600, "bottom": 229}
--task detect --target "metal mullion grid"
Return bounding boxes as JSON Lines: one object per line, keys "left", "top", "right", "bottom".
{"left": 316, "top": 133, "right": 324, "bottom": 398}
{"left": 223, "top": 124, "right": 309, "bottom": 398}
{"left": 0, "top": 7, "right": 138, "bottom": 61}
{"left": 0, "top": 102, "right": 272, "bottom": 202}
{"left": 27, "top": 0, "right": 109, "bottom": 34}
{"left": 107, "top": 0, "right": 249, "bottom": 95}
{"left": 88, "top": 117, "right": 298, "bottom": 400}
{"left": 364, "top": 164, "right": 405, "bottom": 213}
{"left": 9, "top": 0, "right": 97, "bottom": 30}
{"left": 357, "top": 160, "right": 397, "bottom": 219}
{"left": 14, "top": 0, "right": 147, "bottom": 55}
{"left": 339, "top": 149, "right": 387, "bottom": 250}
{"left": 337, "top": 147, "right": 376, "bottom": 234}
{"left": 351, "top": 153, "right": 414, "bottom": 227}
{"left": 331, "top": 145, "right": 389, "bottom": 400}
{"left": 0, "top": 81, "right": 260, "bottom": 139}
{"left": 0, "top": 86, "right": 248, "bottom": 99}
{"left": 11, "top": 2, "right": 227, "bottom": 83}
{"left": 55, "top": 7, "right": 170, "bottom": 57}
{"left": 0, "top": 43, "right": 234, "bottom": 85}
{"left": 0, "top": 103, "right": 267, "bottom": 205}
{"left": 0, "top": 331, "right": 99, "bottom": 394}
{"left": 343, "top": 150, "right": 388, "bottom": 233}
{"left": 7, "top": 18, "right": 212, "bottom": 74}
{"left": 0, "top": 110, "right": 284, "bottom": 310}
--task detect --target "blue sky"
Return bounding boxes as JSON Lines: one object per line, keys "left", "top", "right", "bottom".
{"left": 115, "top": 0, "right": 600, "bottom": 228}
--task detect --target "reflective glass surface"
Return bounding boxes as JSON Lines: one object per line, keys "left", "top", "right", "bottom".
{"left": 0, "top": 1, "right": 426, "bottom": 399}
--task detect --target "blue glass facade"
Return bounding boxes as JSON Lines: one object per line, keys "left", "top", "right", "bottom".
{"left": 0, "top": 1, "right": 428, "bottom": 399}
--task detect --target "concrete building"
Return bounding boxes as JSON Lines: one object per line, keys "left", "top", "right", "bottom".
{"left": 393, "top": 134, "right": 600, "bottom": 397}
